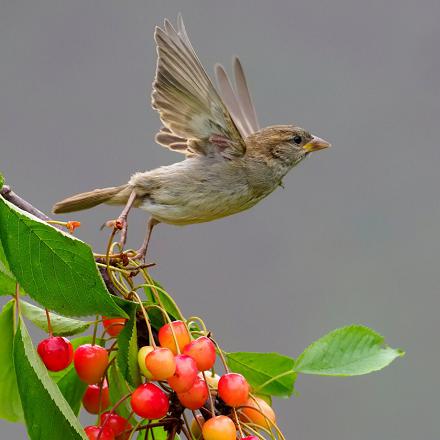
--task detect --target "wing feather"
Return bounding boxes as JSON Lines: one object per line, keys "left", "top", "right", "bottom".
{"left": 152, "top": 15, "right": 246, "bottom": 158}
{"left": 215, "top": 58, "right": 261, "bottom": 137}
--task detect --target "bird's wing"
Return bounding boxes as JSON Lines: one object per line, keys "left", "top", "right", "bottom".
{"left": 152, "top": 16, "right": 246, "bottom": 159}
{"left": 215, "top": 57, "right": 260, "bottom": 137}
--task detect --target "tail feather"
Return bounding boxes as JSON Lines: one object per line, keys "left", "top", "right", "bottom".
{"left": 52, "top": 185, "right": 128, "bottom": 214}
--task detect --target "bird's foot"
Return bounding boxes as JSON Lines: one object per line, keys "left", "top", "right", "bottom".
{"left": 114, "top": 217, "right": 128, "bottom": 249}
{"left": 128, "top": 245, "right": 149, "bottom": 262}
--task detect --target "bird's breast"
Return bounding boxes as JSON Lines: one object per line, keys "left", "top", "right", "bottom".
{"left": 134, "top": 158, "right": 275, "bottom": 225}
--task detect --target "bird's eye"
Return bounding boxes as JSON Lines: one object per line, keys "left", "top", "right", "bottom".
{"left": 292, "top": 135, "right": 302, "bottom": 144}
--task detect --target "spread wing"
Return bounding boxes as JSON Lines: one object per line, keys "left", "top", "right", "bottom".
{"left": 152, "top": 15, "right": 246, "bottom": 159}
{"left": 215, "top": 57, "right": 260, "bottom": 137}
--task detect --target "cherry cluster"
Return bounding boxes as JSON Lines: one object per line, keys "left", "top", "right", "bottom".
{"left": 37, "top": 314, "right": 277, "bottom": 439}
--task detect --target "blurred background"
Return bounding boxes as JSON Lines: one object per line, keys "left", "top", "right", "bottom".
{"left": 1, "top": 0, "right": 439, "bottom": 438}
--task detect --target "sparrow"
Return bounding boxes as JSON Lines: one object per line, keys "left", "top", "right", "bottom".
{"left": 53, "top": 15, "right": 330, "bottom": 259}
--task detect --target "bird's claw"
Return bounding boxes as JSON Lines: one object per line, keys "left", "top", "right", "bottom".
{"left": 115, "top": 218, "right": 128, "bottom": 249}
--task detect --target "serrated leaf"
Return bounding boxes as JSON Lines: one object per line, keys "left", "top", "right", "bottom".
{"left": 0, "top": 300, "right": 24, "bottom": 422}
{"left": 13, "top": 319, "right": 87, "bottom": 439}
{"left": 0, "top": 239, "right": 23, "bottom": 296}
{"left": 294, "top": 325, "right": 405, "bottom": 376}
{"left": 108, "top": 362, "right": 132, "bottom": 419}
{"left": 117, "top": 306, "right": 141, "bottom": 388}
{"left": 226, "top": 351, "right": 296, "bottom": 397}
{"left": 20, "top": 300, "right": 90, "bottom": 336}
{"left": 0, "top": 196, "right": 127, "bottom": 318}
{"left": 0, "top": 270, "right": 18, "bottom": 296}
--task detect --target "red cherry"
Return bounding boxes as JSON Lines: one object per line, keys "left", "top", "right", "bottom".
{"left": 177, "top": 377, "right": 209, "bottom": 410}
{"left": 100, "top": 412, "right": 132, "bottom": 439}
{"left": 183, "top": 336, "right": 216, "bottom": 371}
{"left": 74, "top": 344, "right": 109, "bottom": 384}
{"left": 167, "top": 354, "right": 198, "bottom": 393}
{"left": 158, "top": 321, "right": 190, "bottom": 355}
{"left": 218, "top": 373, "right": 249, "bottom": 407}
{"left": 84, "top": 425, "right": 115, "bottom": 440}
{"left": 130, "top": 383, "right": 169, "bottom": 419}
{"left": 37, "top": 336, "right": 73, "bottom": 371}
{"left": 202, "top": 415, "right": 236, "bottom": 440}
{"left": 242, "top": 437, "right": 259, "bottom": 440}
{"left": 145, "top": 347, "right": 176, "bottom": 380}
{"left": 102, "top": 317, "right": 127, "bottom": 337}
{"left": 82, "top": 381, "right": 110, "bottom": 414}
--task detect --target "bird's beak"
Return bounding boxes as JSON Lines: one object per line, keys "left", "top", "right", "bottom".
{"left": 303, "top": 136, "right": 331, "bottom": 153}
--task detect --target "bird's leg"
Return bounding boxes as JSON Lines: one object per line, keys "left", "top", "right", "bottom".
{"left": 132, "top": 218, "right": 160, "bottom": 261}
{"left": 116, "top": 190, "right": 137, "bottom": 249}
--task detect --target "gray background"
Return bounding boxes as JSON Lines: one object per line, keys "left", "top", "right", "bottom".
{"left": 1, "top": 0, "right": 439, "bottom": 438}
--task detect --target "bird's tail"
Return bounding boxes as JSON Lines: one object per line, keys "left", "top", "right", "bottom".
{"left": 52, "top": 184, "right": 130, "bottom": 214}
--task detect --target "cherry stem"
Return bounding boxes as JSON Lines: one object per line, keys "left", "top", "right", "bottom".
{"left": 209, "top": 337, "right": 230, "bottom": 373}
{"left": 92, "top": 314, "right": 99, "bottom": 346}
{"left": 44, "top": 308, "right": 53, "bottom": 337}
{"left": 181, "top": 412, "right": 194, "bottom": 440}
{"left": 186, "top": 316, "right": 208, "bottom": 336}
{"left": 131, "top": 291, "right": 156, "bottom": 348}
{"left": 233, "top": 407, "right": 245, "bottom": 438}
{"left": 135, "top": 276, "right": 181, "bottom": 355}
{"left": 202, "top": 371, "right": 216, "bottom": 416}
{"left": 192, "top": 410, "right": 204, "bottom": 432}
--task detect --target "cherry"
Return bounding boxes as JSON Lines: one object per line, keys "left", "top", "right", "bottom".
{"left": 102, "top": 316, "right": 126, "bottom": 337}
{"left": 218, "top": 373, "right": 249, "bottom": 407}
{"left": 177, "top": 377, "right": 209, "bottom": 410}
{"left": 100, "top": 412, "right": 132, "bottom": 439}
{"left": 130, "top": 383, "right": 169, "bottom": 419}
{"left": 137, "top": 346, "right": 154, "bottom": 379}
{"left": 145, "top": 347, "right": 176, "bottom": 380}
{"left": 240, "top": 397, "right": 276, "bottom": 428}
{"left": 37, "top": 336, "right": 73, "bottom": 372}
{"left": 183, "top": 336, "right": 216, "bottom": 371}
{"left": 202, "top": 415, "right": 236, "bottom": 440}
{"left": 82, "top": 380, "right": 111, "bottom": 414}
{"left": 74, "top": 344, "right": 109, "bottom": 384}
{"left": 167, "top": 354, "right": 198, "bottom": 393}
{"left": 190, "top": 414, "right": 205, "bottom": 439}
{"left": 242, "top": 437, "right": 259, "bottom": 440}
{"left": 201, "top": 372, "right": 221, "bottom": 389}
{"left": 158, "top": 320, "right": 190, "bottom": 355}
{"left": 84, "top": 425, "right": 115, "bottom": 440}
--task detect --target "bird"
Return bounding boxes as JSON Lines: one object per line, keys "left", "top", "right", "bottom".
{"left": 53, "top": 15, "right": 330, "bottom": 260}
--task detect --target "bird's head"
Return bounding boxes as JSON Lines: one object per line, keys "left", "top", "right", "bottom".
{"left": 246, "top": 125, "right": 330, "bottom": 176}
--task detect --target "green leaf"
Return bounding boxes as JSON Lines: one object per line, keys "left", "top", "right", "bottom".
{"left": 0, "top": 300, "right": 24, "bottom": 422}
{"left": 117, "top": 306, "right": 141, "bottom": 388}
{"left": 0, "top": 173, "right": 4, "bottom": 189}
{"left": 136, "top": 425, "right": 179, "bottom": 439}
{"left": 13, "top": 319, "right": 87, "bottom": 439}
{"left": 226, "top": 351, "right": 296, "bottom": 397}
{"left": 108, "top": 362, "right": 132, "bottom": 419}
{"left": 0, "top": 196, "right": 127, "bottom": 318}
{"left": 0, "top": 270, "right": 17, "bottom": 296}
{"left": 20, "top": 300, "right": 90, "bottom": 336}
{"left": 54, "top": 364, "right": 87, "bottom": 416}
{"left": 294, "top": 325, "right": 405, "bottom": 376}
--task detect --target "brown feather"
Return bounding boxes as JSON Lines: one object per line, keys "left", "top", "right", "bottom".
{"left": 52, "top": 185, "right": 128, "bottom": 213}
